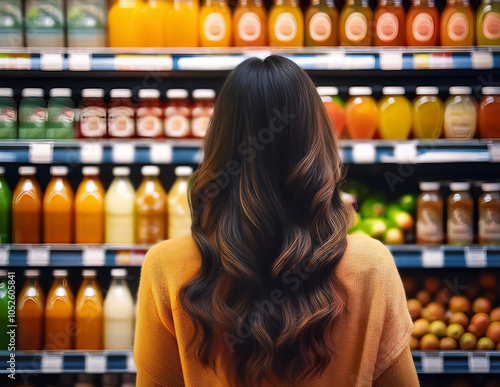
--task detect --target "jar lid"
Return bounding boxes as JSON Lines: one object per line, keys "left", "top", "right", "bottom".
{"left": 18, "top": 166, "right": 36, "bottom": 175}
{"left": 449, "top": 86, "right": 472, "bottom": 95}
{"left": 175, "top": 166, "right": 193, "bottom": 177}
{"left": 50, "top": 166, "right": 69, "bottom": 176}
{"left": 82, "top": 166, "right": 100, "bottom": 176}
{"left": 415, "top": 86, "right": 439, "bottom": 95}
{"left": 110, "top": 89, "right": 132, "bottom": 99}
{"left": 50, "top": 88, "right": 72, "bottom": 98}
{"left": 22, "top": 88, "right": 44, "bottom": 98}
{"left": 482, "top": 87, "right": 500, "bottom": 96}
{"left": 0, "top": 88, "right": 13, "bottom": 98}
{"left": 81, "top": 88, "right": 105, "bottom": 98}
{"left": 113, "top": 167, "right": 130, "bottom": 177}
{"left": 111, "top": 268, "right": 127, "bottom": 277}
{"left": 167, "top": 89, "right": 189, "bottom": 99}
{"left": 82, "top": 269, "right": 97, "bottom": 277}
{"left": 138, "top": 89, "right": 160, "bottom": 99}
{"left": 450, "top": 182, "right": 471, "bottom": 191}
{"left": 192, "top": 89, "right": 216, "bottom": 99}
{"left": 25, "top": 269, "right": 40, "bottom": 277}
{"left": 382, "top": 86, "right": 406, "bottom": 96}
{"left": 53, "top": 269, "right": 68, "bottom": 277}
{"left": 481, "top": 182, "right": 500, "bottom": 192}
{"left": 141, "top": 165, "right": 160, "bottom": 176}
{"left": 419, "top": 182, "right": 440, "bottom": 191}
{"left": 317, "top": 86, "right": 339, "bottom": 96}
{"left": 348, "top": 87, "right": 372, "bottom": 96}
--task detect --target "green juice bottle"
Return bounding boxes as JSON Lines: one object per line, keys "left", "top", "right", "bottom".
{"left": 19, "top": 88, "right": 47, "bottom": 139}
{"left": 0, "top": 0, "right": 23, "bottom": 47}
{"left": 0, "top": 270, "right": 9, "bottom": 350}
{"left": 46, "top": 88, "right": 75, "bottom": 139}
{"left": 0, "top": 88, "right": 17, "bottom": 139}
{"left": 0, "top": 167, "right": 12, "bottom": 243}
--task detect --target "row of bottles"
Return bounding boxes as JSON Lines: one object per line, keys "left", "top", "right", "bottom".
{"left": 0, "top": 165, "right": 193, "bottom": 244}
{"left": 0, "top": 88, "right": 215, "bottom": 139}
{"left": 0, "top": 268, "right": 136, "bottom": 350}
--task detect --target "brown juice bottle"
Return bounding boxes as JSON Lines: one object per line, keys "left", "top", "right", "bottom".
{"left": 416, "top": 182, "right": 444, "bottom": 244}
{"left": 479, "top": 183, "right": 500, "bottom": 245}
{"left": 447, "top": 182, "right": 474, "bottom": 245}
{"left": 17, "top": 270, "right": 45, "bottom": 350}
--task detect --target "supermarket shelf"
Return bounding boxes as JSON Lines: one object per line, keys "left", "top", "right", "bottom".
{"left": 413, "top": 351, "right": 500, "bottom": 374}
{"left": 0, "top": 47, "right": 499, "bottom": 72}
{"left": 0, "top": 140, "right": 498, "bottom": 165}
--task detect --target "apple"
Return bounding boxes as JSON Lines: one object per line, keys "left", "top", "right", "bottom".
{"left": 424, "top": 277, "right": 441, "bottom": 294}
{"left": 446, "top": 323, "right": 465, "bottom": 341}
{"left": 409, "top": 335, "right": 419, "bottom": 350}
{"left": 469, "top": 313, "right": 491, "bottom": 338}
{"left": 473, "top": 297, "right": 492, "bottom": 314}
{"left": 490, "top": 307, "right": 500, "bottom": 322}
{"left": 487, "top": 321, "right": 500, "bottom": 343}
{"left": 420, "top": 333, "right": 440, "bottom": 350}
{"left": 440, "top": 337, "right": 458, "bottom": 350}
{"left": 449, "top": 296, "right": 471, "bottom": 314}
{"left": 477, "top": 337, "right": 495, "bottom": 350}
{"left": 407, "top": 299, "right": 422, "bottom": 320}
{"left": 449, "top": 312, "right": 469, "bottom": 328}
{"left": 429, "top": 320, "right": 447, "bottom": 339}
{"left": 421, "top": 302, "right": 446, "bottom": 322}
{"left": 412, "top": 318, "right": 430, "bottom": 338}
{"left": 459, "top": 332, "right": 478, "bottom": 349}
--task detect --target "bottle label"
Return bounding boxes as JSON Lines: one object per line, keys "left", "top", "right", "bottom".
{"left": 108, "top": 106, "right": 135, "bottom": 137}
{"left": 445, "top": 107, "right": 476, "bottom": 138}
{"left": 417, "top": 208, "right": 443, "bottom": 242}
{"left": 51, "top": 107, "right": 75, "bottom": 124}
{"left": 309, "top": 12, "right": 332, "bottom": 42}
{"left": 376, "top": 12, "right": 399, "bottom": 42}
{"left": 204, "top": 12, "right": 226, "bottom": 42}
{"left": 412, "top": 12, "right": 434, "bottom": 42}
{"left": 25, "top": 0, "right": 64, "bottom": 30}
{"left": 447, "top": 12, "right": 469, "bottom": 42}
{"left": 191, "top": 106, "right": 213, "bottom": 138}
{"left": 0, "top": 0, "right": 22, "bottom": 31}
{"left": 137, "top": 107, "right": 162, "bottom": 138}
{"left": 23, "top": 107, "right": 47, "bottom": 123}
{"left": 447, "top": 208, "right": 473, "bottom": 242}
{"left": 0, "top": 106, "right": 17, "bottom": 126}
{"left": 238, "top": 12, "right": 262, "bottom": 42}
{"left": 67, "top": 0, "right": 105, "bottom": 31}
{"left": 165, "top": 105, "right": 190, "bottom": 138}
{"left": 81, "top": 106, "right": 106, "bottom": 137}
{"left": 483, "top": 12, "right": 500, "bottom": 41}
{"left": 345, "top": 12, "right": 367, "bottom": 43}
{"left": 479, "top": 208, "right": 500, "bottom": 242}
{"left": 274, "top": 12, "right": 298, "bottom": 42}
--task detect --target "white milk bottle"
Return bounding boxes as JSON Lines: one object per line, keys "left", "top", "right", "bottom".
{"left": 168, "top": 166, "right": 193, "bottom": 239}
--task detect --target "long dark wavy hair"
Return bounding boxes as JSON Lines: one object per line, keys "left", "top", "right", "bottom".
{"left": 180, "top": 55, "right": 354, "bottom": 386}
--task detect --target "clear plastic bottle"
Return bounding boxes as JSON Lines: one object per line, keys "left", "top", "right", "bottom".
{"left": 0, "top": 88, "right": 17, "bottom": 139}
{"left": 479, "top": 183, "right": 500, "bottom": 245}
{"left": 25, "top": 0, "right": 65, "bottom": 47}
{"left": 67, "top": 0, "right": 107, "bottom": 47}
{"left": 75, "top": 269, "right": 103, "bottom": 350}
{"left": 378, "top": 86, "right": 412, "bottom": 140}
{"left": 447, "top": 182, "right": 474, "bottom": 245}
{"left": 0, "top": 0, "right": 23, "bottom": 47}
{"left": 412, "top": 86, "right": 444, "bottom": 139}
{"left": 17, "top": 269, "right": 45, "bottom": 350}
{"left": 478, "top": 87, "right": 500, "bottom": 139}
{"left": 19, "top": 88, "right": 47, "bottom": 140}
{"left": 168, "top": 166, "right": 193, "bottom": 239}
{"left": 476, "top": 0, "right": 500, "bottom": 45}
{"left": 416, "top": 182, "right": 444, "bottom": 244}
{"left": 47, "top": 88, "right": 75, "bottom": 140}
{"left": 444, "top": 86, "right": 477, "bottom": 139}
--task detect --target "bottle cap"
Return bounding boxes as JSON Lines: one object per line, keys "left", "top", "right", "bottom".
{"left": 420, "top": 182, "right": 440, "bottom": 191}
{"left": 0, "top": 167, "right": 4, "bottom": 175}
{"left": 138, "top": 89, "right": 160, "bottom": 99}
{"left": 82, "top": 166, "right": 100, "bottom": 176}
{"left": 25, "top": 269, "right": 40, "bottom": 277}
{"left": 0, "top": 88, "right": 14, "bottom": 98}
{"left": 348, "top": 87, "right": 372, "bottom": 96}
{"left": 53, "top": 269, "right": 68, "bottom": 277}
{"left": 0, "top": 270, "right": 7, "bottom": 277}
{"left": 82, "top": 269, "right": 97, "bottom": 277}
{"left": 449, "top": 86, "right": 472, "bottom": 95}
{"left": 317, "top": 86, "right": 339, "bottom": 96}
{"left": 481, "top": 182, "right": 500, "bottom": 192}
{"left": 192, "top": 89, "right": 216, "bottom": 99}
{"left": 450, "top": 182, "right": 471, "bottom": 191}
{"left": 22, "top": 88, "right": 44, "bottom": 98}
{"left": 113, "top": 167, "right": 130, "bottom": 177}
{"left": 110, "top": 89, "right": 132, "bottom": 99}
{"left": 50, "top": 88, "right": 72, "bottom": 98}
{"left": 18, "top": 166, "right": 36, "bottom": 175}
{"left": 50, "top": 166, "right": 69, "bottom": 176}
{"left": 175, "top": 166, "right": 193, "bottom": 177}
{"left": 382, "top": 86, "right": 406, "bottom": 96}
{"left": 415, "top": 86, "right": 439, "bottom": 95}
{"left": 167, "top": 89, "right": 189, "bottom": 99}
{"left": 482, "top": 87, "right": 500, "bottom": 96}
{"left": 141, "top": 165, "right": 160, "bottom": 176}
{"left": 81, "top": 88, "right": 105, "bottom": 98}
{"left": 111, "top": 268, "right": 127, "bottom": 277}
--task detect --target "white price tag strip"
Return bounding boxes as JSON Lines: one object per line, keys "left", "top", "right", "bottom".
{"left": 29, "top": 142, "right": 54, "bottom": 164}
{"left": 429, "top": 53, "right": 453, "bottom": 69}
{"left": 27, "top": 247, "right": 50, "bottom": 266}
{"left": 150, "top": 143, "right": 173, "bottom": 164}
{"left": 421, "top": 352, "right": 444, "bottom": 373}
{"left": 85, "top": 353, "right": 106, "bottom": 373}
{"left": 468, "top": 352, "right": 490, "bottom": 373}
{"left": 115, "top": 55, "right": 173, "bottom": 71}
{"left": 112, "top": 143, "right": 135, "bottom": 164}
{"left": 471, "top": 51, "right": 493, "bottom": 69}
{"left": 127, "top": 352, "right": 137, "bottom": 372}
{"left": 352, "top": 144, "right": 376, "bottom": 164}
{"left": 131, "top": 251, "right": 146, "bottom": 265}
{"left": 465, "top": 246, "right": 487, "bottom": 268}
{"left": 41, "top": 353, "right": 63, "bottom": 373}
{"left": 80, "top": 142, "right": 103, "bottom": 164}
{"left": 0, "top": 248, "right": 8, "bottom": 265}
{"left": 41, "top": 53, "right": 64, "bottom": 71}
{"left": 394, "top": 143, "right": 417, "bottom": 163}
{"left": 489, "top": 143, "right": 500, "bottom": 162}
{"left": 69, "top": 53, "right": 92, "bottom": 71}
{"left": 380, "top": 52, "right": 403, "bottom": 71}
{"left": 83, "top": 248, "right": 106, "bottom": 266}
{"left": 422, "top": 248, "right": 444, "bottom": 268}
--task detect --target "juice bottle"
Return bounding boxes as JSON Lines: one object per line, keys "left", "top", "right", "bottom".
{"left": 45, "top": 269, "right": 74, "bottom": 350}
{"left": 479, "top": 183, "right": 500, "bottom": 245}
{"left": 137, "top": 89, "right": 163, "bottom": 139}
{"left": 268, "top": 0, "right": 304, "bottom": 46}
{"left": 165, "top": 89, "right": 191, "bottom": 138}
{"left": 67, "top": 0, "right": 107, "bottom": 47}
{"left": 17, "top": 269, "right": 45, "bottom": 350}
{"left": 109, "top": 0, "right": 142, "bottom": 47}
{"left": 168, "top": 166, "right": 193, "bottom": 239}
{"left": 406, "top": 0, "right": 439, "bottom": 46}
{"left": 78, "top": 89, "right": 107, "bottom": 139}
{"left": 165, "top": 0, "right": 199, "bottom": 47}
{"left": 105, "top": 167, "right": 135, "bottom": 244}
{"left": 108, "top": 89, "right": 135, "bottom": 139}
{"left": 476, "top": 0, "right": 500, "bottom": 45}
{"left": 412, "top": 86, "right": 444, "bottom": 139}
{"left": 136, "top": 166, "right": 167, "bottom": 244}
{"left": 345, "top": 87, "right": 378, "bottom": 140}
{"left": 0, "top": 270, "right": 8, "bottom": 350}
{"left": 47, "top": 88, "right": 75, "bottom": 140}
{"left": 440, "top": 0, "right": 475, "bottom": 46}
{"left": 444, "top": 86, "right": 477, "bottom": 139}
{"left": 0, "top": 167, "right": 12, "bottom": 243}
{"left": 0, "top": 0, "right": 23, "bottom": 47}
{"left": 25, "top": 0, "right": 64, "bottom": 47}
{"left": 478, "top": 87, "right": 500, "bottom": 138}
{"left": 339, "top": 0, "right": 373, "bottom": 46}
{"left": 305, "top": 0, "right": 338, "bottom": 46}
{"left": 19, "top": 88, "right": 46, "bottom": 140}
{"left": 447, "top": 182, "right": 474, "bottom": 245}
{"left": 75, "top": 166, "right": 105, "bottom": 244}
{"left": 191, "top": 89, "right": 216, "bottom": 138}
{"left": 378, "top": 86, "right": 412, "bottom": 140}
{"left": 317, "top": 86, "right": 345, "bottom": 137}
{"left": 75, "top": 270, "right": 103, "bottom": 350}
{"left": 43, "top": 166, "right": 74, "bottom": 244}
{"left": 374, "top": 0, "right": 405, "bottom": 46}
{"left": 233, "top": 0, "right": 268, "bottom": 46}
{"left": 416, "top": 182, "right": 444, "bottom": 244}
{"left": 140, "top": 0, "right": 168, "bottom": 47}
{"left": 104, "top": 269, "right": 135, "bottom": 349}
{"left": 199, "top": 0, "right": 232, "bottom": 47}
{"left": 0, "top": 88, "right": 17, "bottom": 139}
{"left": 12, "top": 166, "right": 42, "bottom": 244}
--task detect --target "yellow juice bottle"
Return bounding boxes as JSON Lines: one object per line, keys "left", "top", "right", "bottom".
{"left": 412, "top": 86, "right": 444, "bottom": 139}
{"left": 268, "top": 0, "right": 304, "bottom": 46}
{"left": 166, "top": 0, "right": 199, "bottom": 47}
{"left": 140, "top": 0, "right": 169, "bottom": 47}
{"left": 109, "top": 0, "right": 142, "bottom": 47}
{"left": 378, "top": 87, "right": 412, "bottom": 140}
{"left": 233, "top": 0, "right": 268, "bottom": 46}
{"left": 199, "top": 0, "right": 232, "bottom": 47}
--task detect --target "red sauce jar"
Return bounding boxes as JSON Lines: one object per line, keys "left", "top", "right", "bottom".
{"left": 78, "top": 89, "right": 107, "bottom": 139}
{"left": 137, "top": 89, "right": 163, "bottom": 138}
{"left": 191, "top": 89, "right": 215, "bottom": 138}
{"left": 108, "top": 89, "right": 135, "bottom": 138}
{"left": 165, "top": 89, "right": 191, "bottom": 139}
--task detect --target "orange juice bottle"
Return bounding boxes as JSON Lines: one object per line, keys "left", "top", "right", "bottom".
{"left": 109, "top": 0, "right": 142, "bottom": 47}
{"left": 199, "top": 0, "right": 232, "bottom": 47}
{"left": 17, "top": 270, "right": 45, "bottom": 351}
{"left": 75, "top": 270, "right": 103, "bottom": 350}
{"left": 406, "top": 0, "right": 440, "bottom": 46}
{"left": 339, "top": 0, "right": 373, "bottom": 46}
{"left": 45, "top": 270, "right": 74, "bottom": 350}
{"left": 12, "top": 166, "right": 43, "bottom": 244}
{"left": 233, "top": 0, "right": 268, "bottom": 46}
{"left": 440, "top": 0, "right": 475, "bottom": 46}
{"left": 75, "top": 166, "right": 105, "bottom": 244}
{"left": 140, "top": 0, "right": 169, "bottom": 47}
{"left": 268, "top": 0, "right": 304, "bottom": 46}
{"left": 43, "top": 166, "right": 74, "bottom": 244}
{"left": 374, "top": 0, "right": 406, "bottom": 46}
{"left": 305, "top": 0, "right": 338, "bottom": 46}
{"left": 345, "top": 87, "right": 378, "bottom": 139}
{"left": 166, "top": 0, "right": 199, "bottom": 47}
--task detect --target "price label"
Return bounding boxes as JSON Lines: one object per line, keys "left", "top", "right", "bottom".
{"left": 80, "top": 142, "right": 103, "bottom": 164}
{"left": 429, "top": 53, "right": 453, "bottom": 69}
{"left": 115, "top": 55, "right": 173, "bottom": 71}
{"left": 112, "top": 143, "right": 135, "bottom": 164}
{"left": 422, "top": 248, "right": 444, "bottom": 268}
{"left": 465, "top": 246, "right": 487, "bottom": 268}
{"left": 127, "top": 352, "right": 137, "bottom": 372}
{"left": 85, "top": 353, "right": 106, "bottom": 373}
{"left": 468, "top": 352, "right": 490, "bottom": 373}
{"left": 177, "top": 56, "right": 244, "bottom": 71}
{"left": 131, "top": 251, "right": 146, "bottom": 266}
{"left": 83, "top": 248, "right": 106, "bottom": 266}
{"left": 421, "top": 352, "right": 444, "bottom": 373}
{"left": 69, "top": 53, "right": 92, "bottom": 71}
{"left": 29, "top": 143, "right": 53, "bottom": 163}
{"left": 149, "top": 143, "right": 173, "bottom": 164}
{"left": 0, "top": 248, "right": 8, "bottom": 265}
{"left": 352, "top": 143, "right": 376, "bottom": 164}
{"left": 27, "top": 247, "right": 50, "bottom": 266}
{"left": 394, "top": 143, "right": 417, "bottom": 163}
{"left": 489, "top": 143, "right": 500, "bottom": 162}
{"left": 380, "top": 52, "right": 403, "bottom": 71}
{"left": 41, "top": 353, "right": 63, "bottom": 373}
{"left": 41, "top": 53, "right": 64, "bottom": 71}
{"left": 471, "top": 51, "right": 493, "bottom": 69}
